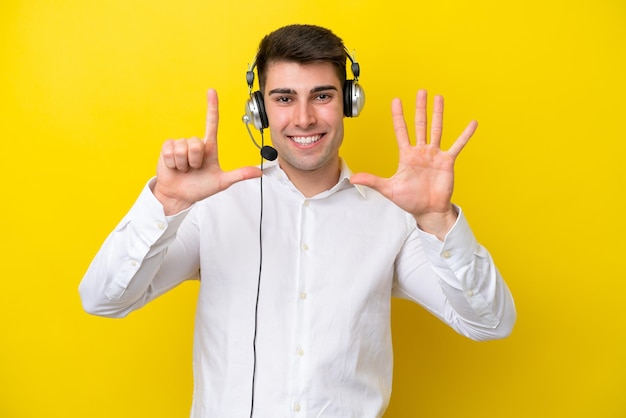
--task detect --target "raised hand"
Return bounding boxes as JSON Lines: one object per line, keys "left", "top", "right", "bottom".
{"left": 350, "top": 89, "right": 478, "bottom": 239}
{"left": 153, "top": 89, "right": 263, "bottom": 215}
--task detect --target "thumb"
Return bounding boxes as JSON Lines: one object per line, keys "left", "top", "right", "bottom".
{"left": 350, "top": 172, "right": 387, "bottom": 193}
{"left": 218, "top": 166, "right": 263, "bottom": 191}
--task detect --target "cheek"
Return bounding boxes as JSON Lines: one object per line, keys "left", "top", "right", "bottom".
{"left": 265, "top": 107, "right": 287, "bottom": 130}
{"left": 316, "top": 103, "right": 343, "bottom": 123}
{"left": 326, "top": 109, "right": 345, "bottom": 132}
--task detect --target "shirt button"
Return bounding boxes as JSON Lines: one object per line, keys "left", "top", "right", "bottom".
{"left": 303, "top": 200, "right": 309, "bottom": 207}
{"left": 467, "top": 290, "right": 475, "bottom": 297}
{"left": 294, "top": 402, "right": 301, "bottom": 412}
{"left": 296, "top": 347, "right": 304, "bottom": 356}
{"left": 156, "top": 221, "right": 165, "bottom": 230}
{"left": 129, "top": 260, "right": 138, "bottom": 267}
{"left": 299, "top": 292, "right": 308, "bottom": 300}
{"left": 442, "top": 251, "right": 452, "bottom": 259}
{"left": 302, "top": 244, "right": 309, "bottom": 251}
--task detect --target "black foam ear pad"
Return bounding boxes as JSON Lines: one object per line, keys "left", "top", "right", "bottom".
{"left": 245, "top": 90, "right": 269, "bottom": 130}
{"left": 344, "top": 80, "right": 354, "bottom": 117}
{"left": 253, "top": 91, "right": 269, "bottom": 129}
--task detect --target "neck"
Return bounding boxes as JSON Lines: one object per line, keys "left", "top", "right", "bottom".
{"left": 279, "top": 157, "right": 342, "bottom": 198}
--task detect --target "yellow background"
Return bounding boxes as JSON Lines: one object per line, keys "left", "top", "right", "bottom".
{"left": 1, "top": 0, "right": 625, "bottom": 417}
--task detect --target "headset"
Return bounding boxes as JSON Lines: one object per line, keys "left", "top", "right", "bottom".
{"left": 243, "top": 48, "right": 365, "bottom": 132}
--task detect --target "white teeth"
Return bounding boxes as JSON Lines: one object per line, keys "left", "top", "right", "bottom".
{"left": 291, "top": 135, "right": 322, "bottom": 145}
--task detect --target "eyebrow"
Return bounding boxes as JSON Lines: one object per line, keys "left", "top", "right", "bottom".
{"left": 268, "top": 85, "right": 339, "bottom": 95}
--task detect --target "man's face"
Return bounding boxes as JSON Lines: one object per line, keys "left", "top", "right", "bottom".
{"left": 263, "top": 60, "right": 344, "bottom": 175}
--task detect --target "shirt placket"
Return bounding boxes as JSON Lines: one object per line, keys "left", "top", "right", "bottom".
{"left": 289, "top": 197, "right": 315, "bottom": 415}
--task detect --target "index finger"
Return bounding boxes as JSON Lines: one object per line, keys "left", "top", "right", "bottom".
{"left": 204, "top": 88, "right": 219, "bottom": 144}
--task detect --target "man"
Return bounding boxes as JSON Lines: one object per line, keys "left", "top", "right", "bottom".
{"left": 80, "top": 24, "right": 516, "bottom": 417}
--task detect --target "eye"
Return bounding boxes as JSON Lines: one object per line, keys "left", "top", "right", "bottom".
{"left": 315, "top": 93, "right": 333, "bottom": 102}
{"left": 276, "top": 96, "right": 292, "bottom": 103}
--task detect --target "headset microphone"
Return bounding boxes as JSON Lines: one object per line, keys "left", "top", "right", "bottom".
{"left": 260, "top": 145, "right": 278, "bottom": 161}
{"left": 242, "top": 115, "right": 278, "bottom": 161}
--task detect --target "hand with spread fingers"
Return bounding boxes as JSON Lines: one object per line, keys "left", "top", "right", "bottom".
{"left": 153, "top": 89, "right": 263, "bottom": 215}
{"left": 350, "top": 89, "right": 478, "bottom": 240}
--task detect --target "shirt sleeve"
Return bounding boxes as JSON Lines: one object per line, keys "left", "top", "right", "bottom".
{"left": 393, "top": 207, "right": 516, "bottom": 341}
{"left": 78, "top": 179, "right": 201, "bottom": 318}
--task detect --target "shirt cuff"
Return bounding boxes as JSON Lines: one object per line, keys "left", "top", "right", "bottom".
{"left": 416, "top": 206, "right": 478, "bottom": 272}
{"left": 121, "top": 178, "right": 192, "bottom": 245}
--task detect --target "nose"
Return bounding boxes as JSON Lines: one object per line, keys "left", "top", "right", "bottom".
{"left": 293, "top": 101, "right": 316, "bottom": 128}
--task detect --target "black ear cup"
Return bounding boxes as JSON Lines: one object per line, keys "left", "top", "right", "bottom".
{"left": 343, "top": 80, "right": 365, "bottom": 118}
{"left": 245, "top": 90, "right": 269, "bottom": 130}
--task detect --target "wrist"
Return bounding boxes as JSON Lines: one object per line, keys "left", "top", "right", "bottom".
{"left": 414, "top": 206, "right": 458, "bottom": 241}
{"left": 152, "top": 181, "right": 193, "bottom": 216}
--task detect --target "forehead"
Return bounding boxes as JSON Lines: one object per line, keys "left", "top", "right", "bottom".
{"left": 264, "top": 60, "right": 341, "bottom": 90}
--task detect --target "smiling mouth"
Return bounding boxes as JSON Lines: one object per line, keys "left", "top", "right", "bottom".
{"left": 289, "top": 134, "right": 323, "bottom": 146}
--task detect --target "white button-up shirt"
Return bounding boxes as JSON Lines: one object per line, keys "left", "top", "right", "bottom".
{"left": 79, "top": 160, "right": 516, "bottom": 417}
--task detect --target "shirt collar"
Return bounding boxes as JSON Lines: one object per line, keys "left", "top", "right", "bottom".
{"left": 262, "top": 158, "right": 367, "bottom": 199}
{"left": 338, "top": 158, "right": 367, "bottom": 198}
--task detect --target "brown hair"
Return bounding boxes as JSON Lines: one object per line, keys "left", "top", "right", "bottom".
{"left": 255, "top": 24, "right": 348, "bottom": 92}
